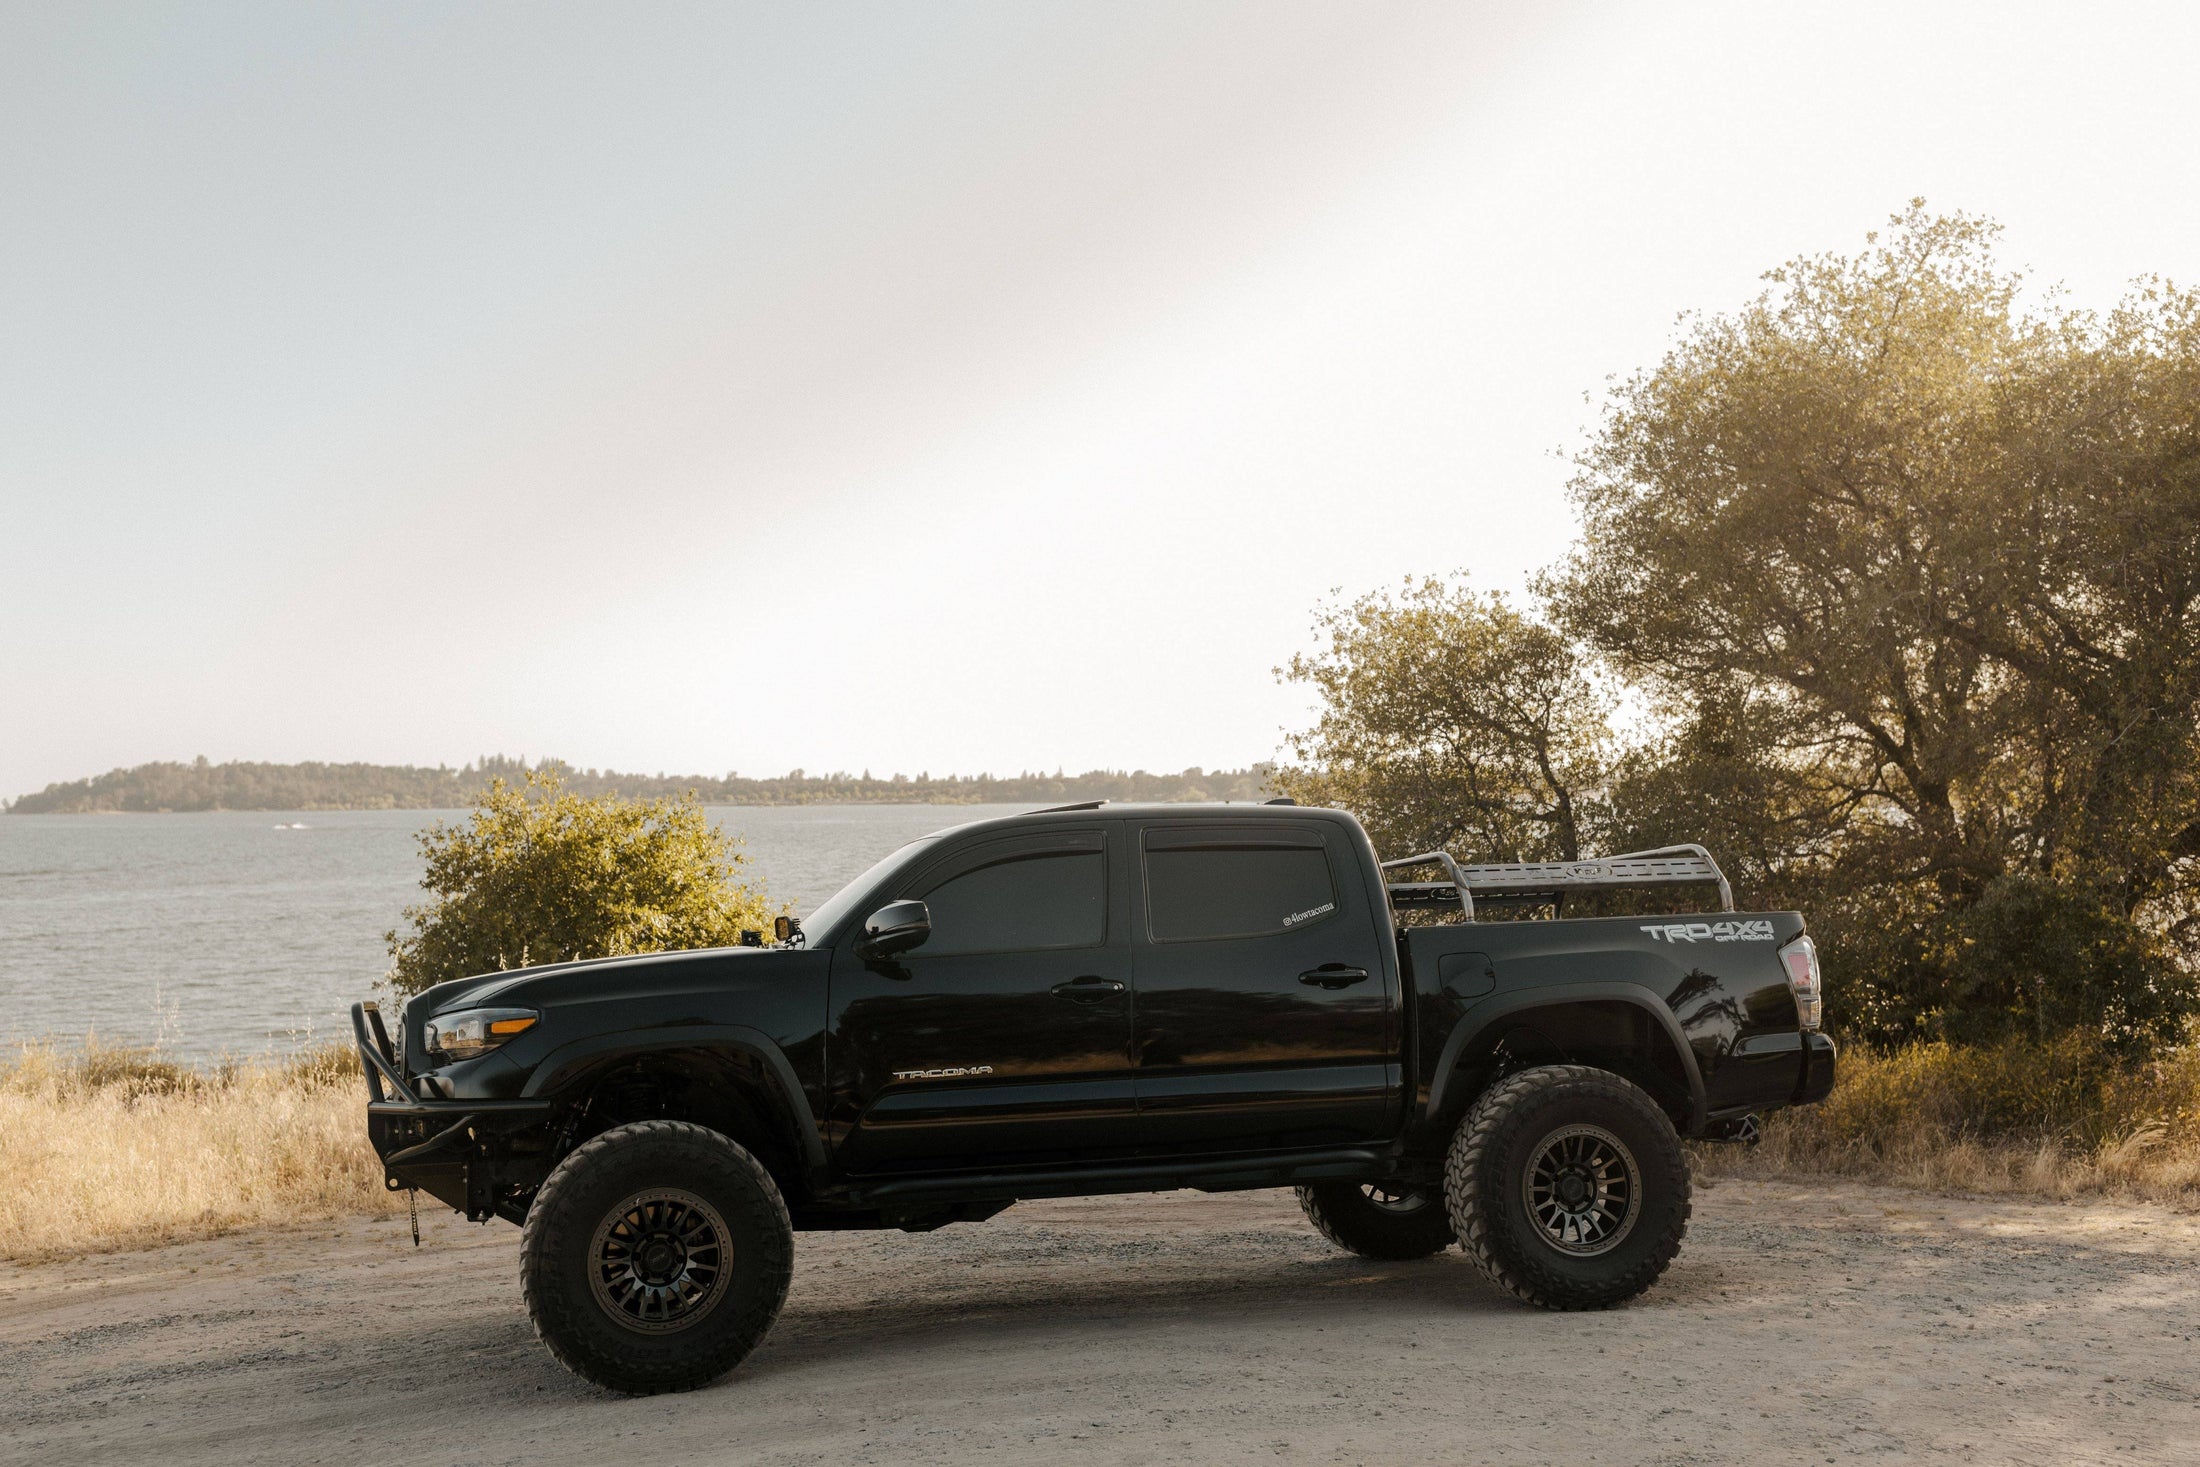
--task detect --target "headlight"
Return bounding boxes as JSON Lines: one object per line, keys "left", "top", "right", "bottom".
{"left": 421, "top": 1006, "right": 538, "bottom": 1062}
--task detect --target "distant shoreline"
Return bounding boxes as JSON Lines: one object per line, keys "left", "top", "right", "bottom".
{"left": 6, "top": 756, "right": 1277, "bottom": 815}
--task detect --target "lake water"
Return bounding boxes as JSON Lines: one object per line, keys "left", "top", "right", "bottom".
{"left": 0, "top": 805, "right": 1028, "bottom": 1061}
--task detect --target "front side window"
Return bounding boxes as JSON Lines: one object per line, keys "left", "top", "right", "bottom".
{"left": 916, "top": 850, "right": 1106, "bottom": 955}
{"left": 1145, "top": 843, "right": 1338, "bottom": 943}
{"left": 806, "top": 836, "right": 942, "bottom": 942}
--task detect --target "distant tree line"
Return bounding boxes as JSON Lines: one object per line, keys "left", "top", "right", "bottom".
{"left": 6, "top": 753, "right": 1276, "bottom": 814}
{"left": 1279, "top": 206, "right": 2200, "bottom": 1052}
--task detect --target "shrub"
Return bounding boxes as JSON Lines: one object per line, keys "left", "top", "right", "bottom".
{"left": 383, "top": 771, "right": 775, "bottom": 998}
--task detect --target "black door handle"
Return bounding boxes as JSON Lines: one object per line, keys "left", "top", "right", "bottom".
{"left": 1051, "top": 976, "right": 1127, "bottom": 1003}
{"left": 1299, "top": 965, "right": 1370, "bottom": 990}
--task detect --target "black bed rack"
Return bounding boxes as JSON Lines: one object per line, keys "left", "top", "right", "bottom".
{"left": 1379, "top": 844, "right": 1735, "bottom": 922}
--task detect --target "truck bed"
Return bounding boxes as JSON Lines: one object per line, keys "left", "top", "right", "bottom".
{"left": 1400, "top": 911, "right": 1829, "bottom": 1139}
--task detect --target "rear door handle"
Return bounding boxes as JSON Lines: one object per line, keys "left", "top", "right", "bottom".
{"left": 1299, "top": 965, "right": 1370, "bottom": 989}
{"left": 1051, "top": 976, "right": 1127, "bottom": 1004}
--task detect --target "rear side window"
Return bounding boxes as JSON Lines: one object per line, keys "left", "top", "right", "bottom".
{"left": 917, "top": 850, "right": 1106, "bottom": 955}
{"left": 1145, "top": 843, "right": 1338, "bottom": 943}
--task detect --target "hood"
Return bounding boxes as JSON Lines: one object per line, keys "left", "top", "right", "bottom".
{"left": 407, "top": 944, "right": 786, "bottom": 1018}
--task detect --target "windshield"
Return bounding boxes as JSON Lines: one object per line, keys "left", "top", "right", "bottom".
{"left": 800, "top": 835, "right": 943, "bottom": 944}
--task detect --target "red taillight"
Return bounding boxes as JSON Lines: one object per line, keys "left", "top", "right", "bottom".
{"left": 1780, "top": 934, "right": 1822, "bottom": 1030}
{"left": 1780, "top": 945, "right": 1812, "bottom": 987}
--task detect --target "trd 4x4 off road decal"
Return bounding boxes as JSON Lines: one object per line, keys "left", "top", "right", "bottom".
{"left": 1639, "top": 919, "right": 1776, "bottom": 944}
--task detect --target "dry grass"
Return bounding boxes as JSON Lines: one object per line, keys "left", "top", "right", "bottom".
{"left": 9, "top": 1031, "right": 2200, "bottom": 1263}
{"left": 1694, "top": 1033, "right": 2200, "bottom": 1207}
{"left": 0, "top": 1040, "right": 402, "bottom": 1262}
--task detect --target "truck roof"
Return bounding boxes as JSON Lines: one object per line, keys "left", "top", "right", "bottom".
{"left": 927, "top": 800, "right": 1348, "bottom": 844}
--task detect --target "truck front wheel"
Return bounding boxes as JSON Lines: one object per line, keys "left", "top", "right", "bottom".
{"left": 520, "top": 1120, "right": 794, "bottom": 1394}
{"left": 1296, "top": 1181, "right": 1457, "bottom": 1260}
{"left": 1445, "top": 1064, "right": 1690, "bottom": 1310}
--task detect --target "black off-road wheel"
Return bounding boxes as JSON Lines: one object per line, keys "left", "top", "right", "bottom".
{"left": 1445, "top": 1065, "right": 1690, "bottom": 1310}
{"left": 1296, "top": 1181, "right": 1457, "bottom": 1260}
{"left": 520, "top": 1120, "right": 793, "bottom": 1394}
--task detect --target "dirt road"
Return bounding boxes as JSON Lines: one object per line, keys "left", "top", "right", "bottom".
{"left": 3, "top": 1177, "right": 2197, "bottom": 1466}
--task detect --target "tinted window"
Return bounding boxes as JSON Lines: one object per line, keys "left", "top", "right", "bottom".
{"left": 805, "top": 836, "right": 942, "bottom": 942}
{"left": 916, "top": 851, "right": 1105, "bottom": 955}
{"left": 1146, "top": 845, "right": 1337, "bottom": 942}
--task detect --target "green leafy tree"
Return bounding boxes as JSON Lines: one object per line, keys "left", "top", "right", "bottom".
{"left": 1281, "top": 206, "right": 2200, "bottom": 1048}
{"left": 1274, "top": 576, "right": 1609, "bottom": 863}
{"left": 383, "top": 771, "right": 775, "bottom": 998}
{"left": 1545, "top": 202, "right": 2200, "bottom": 1046}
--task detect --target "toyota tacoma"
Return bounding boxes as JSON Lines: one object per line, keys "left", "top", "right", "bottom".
{"left": 353, "top": 800, "right": 1834, "bottom": 1393}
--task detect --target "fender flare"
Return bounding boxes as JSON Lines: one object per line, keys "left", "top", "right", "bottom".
{"left": 523, "top": 1023, "right": 827, "bottom": 1172}
{"left": 1426, "top": 981, "right": 1708, "bottom": 1133}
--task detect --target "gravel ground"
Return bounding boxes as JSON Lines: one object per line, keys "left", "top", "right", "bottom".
{"left": 3, "top": 1177, "right": 2197, "bottom": 1466}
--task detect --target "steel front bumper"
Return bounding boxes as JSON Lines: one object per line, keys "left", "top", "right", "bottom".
{"left": 352, "top": 1002, "right": 554, "bottom": 1220}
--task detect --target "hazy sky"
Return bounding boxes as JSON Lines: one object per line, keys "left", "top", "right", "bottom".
{"left": 6, "top": 2, "right": 2200, "bottom": 800}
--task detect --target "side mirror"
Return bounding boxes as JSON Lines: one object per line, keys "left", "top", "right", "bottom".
{"left": 856, "top": 899, "right": 931, "bottom": 960}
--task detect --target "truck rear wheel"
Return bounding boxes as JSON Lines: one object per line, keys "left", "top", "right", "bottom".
{"left": 1296, "top": 1181, "right": 1457, "bottom": 1260}
{"left": 520, "top": 1120, "right": 793, "bottom": 1394}
{"left": 1445, "top": 1064, "right": 1690, "bottom": 1310}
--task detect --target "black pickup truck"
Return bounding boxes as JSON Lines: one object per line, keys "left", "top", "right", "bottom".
{"left": 353, "top": 801, "right": 1833, "bottom": 1393}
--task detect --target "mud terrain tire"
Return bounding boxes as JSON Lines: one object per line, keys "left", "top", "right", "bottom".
{"left": 1296, "top": 1182, "right": 1457, "bottom": 1260}
{"left": 1446, "top": 1064, "right": 1690, "bottom": 1310}
{"left": 521, "top": 1120, "right": 793, "bottom": 1394}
